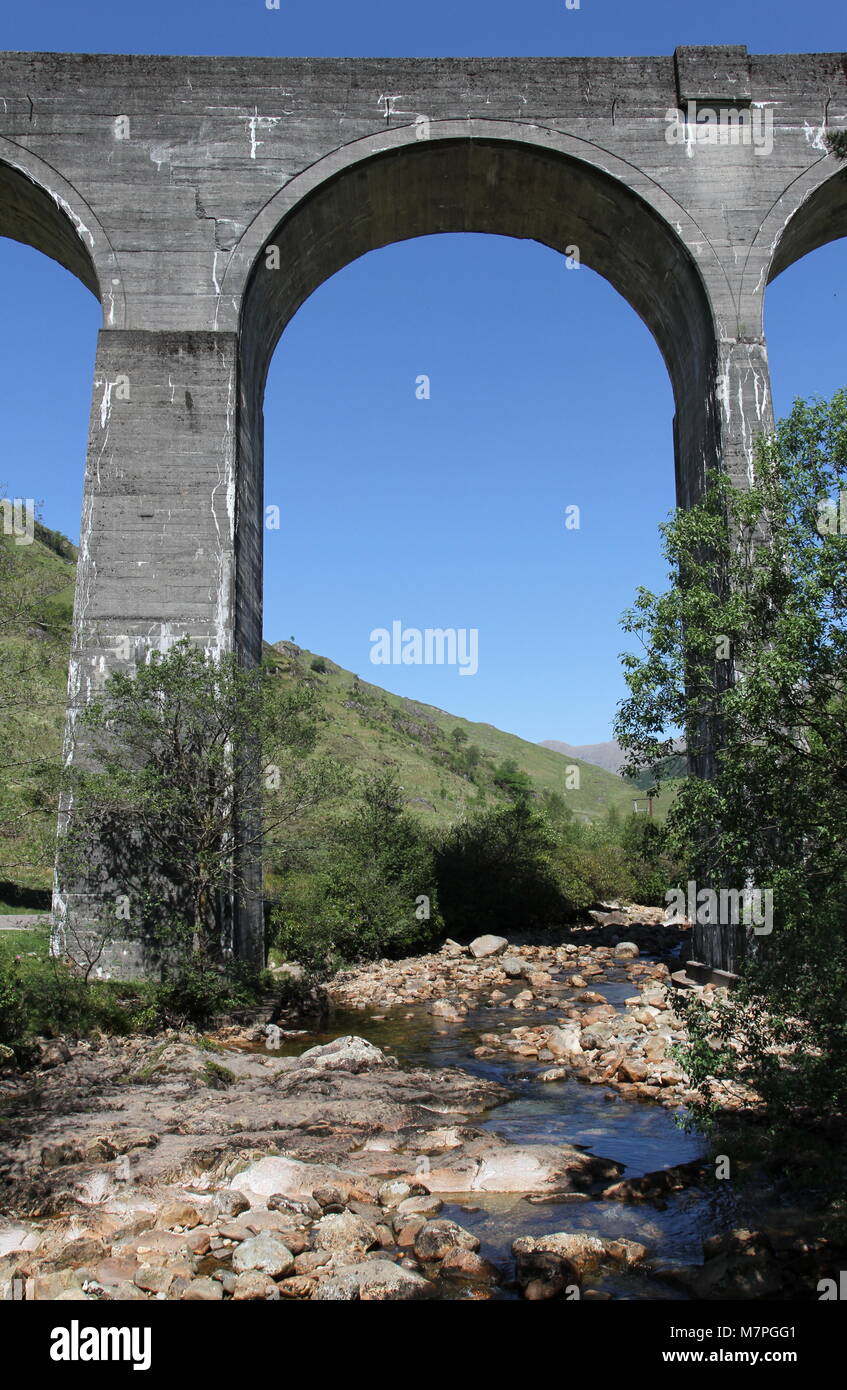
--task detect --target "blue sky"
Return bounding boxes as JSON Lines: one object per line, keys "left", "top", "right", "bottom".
{"left": 1, "top": 2, "right": 845, "bottom": 744}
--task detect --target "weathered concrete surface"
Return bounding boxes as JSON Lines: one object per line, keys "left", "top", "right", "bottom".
{"left": 0, "top": 46, "right": 844, "bottom": 971}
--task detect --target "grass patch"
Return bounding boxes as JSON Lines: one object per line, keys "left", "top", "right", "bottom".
{"left": 202, "top": 1059, "right": 236, "bottom": 1089}
{"left": 0, "top": 924, "right": 51, "bottom": 964}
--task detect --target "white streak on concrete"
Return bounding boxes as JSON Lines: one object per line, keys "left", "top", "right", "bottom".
{"left": 248, "top": 109, "right": 281, "bottom": 159}
{"left": 48, "top": 189, "right": 95, "bottom": 248}
{"left": 209, "top": 362, "right": 236, "bottom": 660}
{"left": 99, "top": 377, "right": 117, "bottom": 430}
{"left": 802, "top": 119, "right": 827, "bottom": 151}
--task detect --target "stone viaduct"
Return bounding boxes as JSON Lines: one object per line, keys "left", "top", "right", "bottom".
{"left": 0, "top": 45, "right": 844, "bottom": 975}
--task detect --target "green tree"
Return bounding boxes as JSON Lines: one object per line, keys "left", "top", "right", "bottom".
{"left": 273, "top": 768, "right": 439, "bottom": 971}
{"left": 61, "top": 639, "right": 336, "bottom": 960}
{"left": 435, "top": 798, "right": 566, "bottom": 938}
{"left": 492, "top": 756, "right": 533, "bottom": 803}
{"left": 614, "top": 389, "right": 847, "bottom": 1130}
{"left": 0, "top": 509, "right": 73, "bottom": 890}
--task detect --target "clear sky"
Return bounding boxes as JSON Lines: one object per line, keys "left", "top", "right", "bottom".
{"left": 1, "top": 2, "right": 845, "bottom": 744}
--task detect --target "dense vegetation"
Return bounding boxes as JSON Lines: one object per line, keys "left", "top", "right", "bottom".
{"left": 616, "top": 388, "right": 847, "bottom": 1140}
{"left": 0, "top": 514, "right": 672, "bottom": 1043}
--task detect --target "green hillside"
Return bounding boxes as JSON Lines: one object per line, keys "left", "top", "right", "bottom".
{"left": 264, "top": 641, "right": 658, "bottom": 828}
{"left": 0, "top": 523, "right": 77, "bottom": 895}
{"left": 0, "top": 527, "right": 668, "bottom": 899}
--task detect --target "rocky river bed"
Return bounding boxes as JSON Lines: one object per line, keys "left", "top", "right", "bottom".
{"left": 0, "top": 912, "right": 841, "bottom": 1301}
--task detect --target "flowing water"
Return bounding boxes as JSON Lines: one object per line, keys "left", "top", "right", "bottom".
{"left": 256, "top": 960, "right": 755, "bottom": 1297}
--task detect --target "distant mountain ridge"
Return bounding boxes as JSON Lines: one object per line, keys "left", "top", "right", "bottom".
{"left": 268, "top": 642, "right": 647, "bottom": 827}
{"left": 541, "top": 737, "right": 688, "bottom": 786}
{"left": 540, "top": 739, "right": 624, "bottom": 775}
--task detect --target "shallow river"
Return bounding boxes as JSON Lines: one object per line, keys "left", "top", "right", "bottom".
{"left": 265, "top": 962, "right": 756, "bottom": 1298}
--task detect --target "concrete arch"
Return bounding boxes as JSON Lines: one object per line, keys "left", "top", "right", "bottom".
{"left": 231, "top": 130, "right": 723, "bottom": 663}
{"left": 766, "top": 161, "right": 847, "bottom": 283}
{"left": 739, "top": 157, "right": 847, "bottom": 323}
{"left": 234, "top": 122, "right": 718, "bottom": 414}
{"left": 0, "top": 139, "right": 117, "bottom": 319}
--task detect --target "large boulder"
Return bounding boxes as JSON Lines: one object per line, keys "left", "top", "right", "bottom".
{"left": 232, "top": 1231, "right": 295, "bottom": 1277}
{"left": 501, "top": 957, "right": 526, "bottom": 979}
{"left": 469, "top": 935, "right": 508, "bottom": 959}
{"left": 413, "top": 1220, "right": 480, "bottom": 1262}
{"left": 293, "top": 1035, "right": 389, "bottom": 1073}
{"left": 228, "top": 1156, "right": 355, "bottom": 1204}
{"left": 313, "top": 1210, "right": 380, "bottom": 1255}
{"left": 312, "top": 1258, "right": 433, "bottom": 1301}
{"left": 513, "top": 1231, "right": 648, "bottom": 1286}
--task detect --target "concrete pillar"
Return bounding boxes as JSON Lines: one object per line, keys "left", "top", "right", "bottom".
{"left": 53, "top": 327, "right": 265, "bottom": 977}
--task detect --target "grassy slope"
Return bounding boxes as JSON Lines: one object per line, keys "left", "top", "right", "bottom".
{"left": 0, "top": 528, "right": 76, "bottom": 894}
{"left": 0, "top": 534, "right": 669, "bottom": 898}
{"left": 265, "top": 642, "right": 654, "bottom": 828}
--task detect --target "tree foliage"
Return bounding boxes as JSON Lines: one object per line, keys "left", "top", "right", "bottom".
{"left": 615, "top": 389, "right": 847, "bottom": 1128}
{"left": 62, "top": 639, "right": 340, "bottom": 959}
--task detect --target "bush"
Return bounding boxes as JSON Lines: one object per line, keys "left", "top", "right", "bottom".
{"left": 18, "top": 958, "right": 93, "bottom": 1036}
{"left": 151, "top": 958, "right": 268, "bottom": 1028}
{"left": 435, "top": 799, "right": 567, "bottom": 939}
{"left": 274, "top": 770, "right": 440, "bottom": 972}
{"left": 543, "top": 808, "right": 680, "bottom": 911}
{"left": 0, "top": 957, "right": 26, "bottom": 1046}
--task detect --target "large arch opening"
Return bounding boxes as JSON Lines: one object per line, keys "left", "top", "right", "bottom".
{"left": 262, "top": 229, "right": 675, "bottom": 761}
{"left": 236, "top": 135, "right": 720, "bottom": 665}
{"left": 0, "top": 160, "right": 102, "bottom": 909}
{"left": 767, "top": 166, "right": 847, "bottom": 286}
{"left": 765, "top": 165, "right": 847, "bottom": 412}
{"left": 0, "top": 160, "right": 101, "bottom": 299}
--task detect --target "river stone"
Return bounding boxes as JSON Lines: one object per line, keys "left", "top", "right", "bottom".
{"left": 513, "top": 1231, "right": 648, "bottom": 1281}
{"left": 440, "top": 1248, "right": 501, "bottom": 1283}
{"left": 180, "top": 1277, "right": 223, "bottom": 1300}
{"left": 469, "top": 935, "right": 508, "bottom": 959}
{"left": 620, "top": 1059, "right": 649, "bottom": 1083}
{"left": 377, "top": 1179, "right": 414, "bottom": 1208}
{"left": 544, "top": 1026, "right": 583, "bottom": 1060}
{"left": 232, "top": 1232, "right": 295, "bottom": 1277}
{"left": 232, "top": 1270, "right": 281, "bottom": 1300}
{"left": 157, "top": 1201, "right": 203, "bottom": 1229}
{"left": 214, "top": 1191, "right": 251, "bottom": 1219}
{"left": 429, "top": 999, "right": 465, "bottom": 1020}
{"left": 312, "top": 1258, "right": 433, "bottom": 1301}
{"left": 501, "top": 957, "right": 525, "bottom": 978}
{"left": 229, "top": 1156, "right": 354, "bottom": 1204}
{"left": 313, "top": 1210, "right": 380, "bottom": 1254}
{"left": 394, "top": 1216, "right": 428, "bottom": 1246}
{"left": 294, "top": 1035, "right": 388, "bottom": 1072}
{"left": 133, "top": 1263, "right": 176, "bottom": 1294}
{"left": 395, "top": 1194, "right": 443, "bottom": 1218}
{"left": 414, "top": 1220, "right": 480, "bottom": 1262}
{"left": 613, "top": 942, "right": 640, "bottom": 960}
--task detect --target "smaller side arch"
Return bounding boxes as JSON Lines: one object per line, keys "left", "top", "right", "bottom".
{"left": 769, "top": 163, "right": 847, "bottom": 281}
{"left": 0, "top": 139, "right": 119, "bottom": 320}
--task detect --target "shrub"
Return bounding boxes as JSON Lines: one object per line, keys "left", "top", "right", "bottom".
{"left": 151, "top": 958, "right": 267, "bottom": 1028}
{"left": 0, "top": 957, "right": 26, "bottom": 1046}
{"left": 273, "top": 769, "right": 440, "bottom": 972}
{"left": 435, "top": 799, "right": 567, "bottom": 939}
